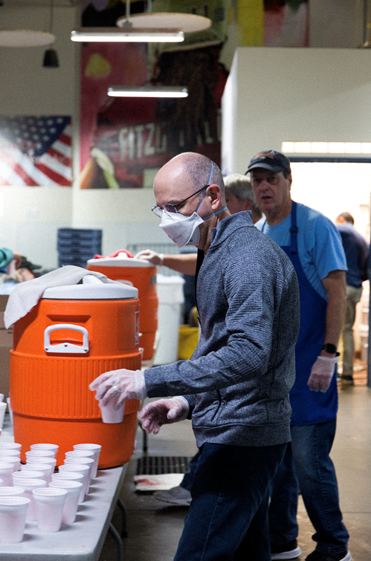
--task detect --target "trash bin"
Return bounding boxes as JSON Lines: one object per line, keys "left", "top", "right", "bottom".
{"left": 153, "top": 274, "right": 185, "bottom": 366}
{"left": 10, "top": 275, "right": 141, "bottom": 468}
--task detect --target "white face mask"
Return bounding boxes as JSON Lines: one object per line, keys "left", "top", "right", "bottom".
{"left": 160, "top": 209, "right": 204, "bottom": 248}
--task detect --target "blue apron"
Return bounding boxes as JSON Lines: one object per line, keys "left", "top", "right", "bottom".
{"left": 262, "top": 201, "right": 338, "bottom": 425}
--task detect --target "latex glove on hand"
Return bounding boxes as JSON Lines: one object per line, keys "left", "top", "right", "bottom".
{"left": 89, "top": 369, "right": 147, "bottom": 408}
{"left": 307, "top": 356, "right": 338, "bottom": 393}
{"left": 138, "top": 397, "right": 189, "bottom": 435}
{"left": 134, "top": 249, "right": 164, "bottom": 266}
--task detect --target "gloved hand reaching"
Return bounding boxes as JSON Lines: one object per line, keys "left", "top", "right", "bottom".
{"left": 138, "top": 397, "right": 190, "bottom": 435}
{"left": 89, "top": 369, "right": 147, "bottom": 408}
{"left": 134, "top": 249, "right": 164, "bottom": 266}
{"left": 307, "top": 356, "right": 338, "bottom": 393}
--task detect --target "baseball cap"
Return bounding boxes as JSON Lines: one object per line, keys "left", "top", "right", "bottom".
{"left": 246, "top": 150, "right": 291, "bottom": 175}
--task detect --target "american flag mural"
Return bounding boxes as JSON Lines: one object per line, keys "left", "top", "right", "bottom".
{"left": 0, "top": 116, "right": 72, "bottom": 186}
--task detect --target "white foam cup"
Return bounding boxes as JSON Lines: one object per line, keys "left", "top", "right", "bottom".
{"left": 33, "top": 487, "right": 67, "bottom": 532}
{"left": 0, "top": 497, "right": 30, "bottom": 543}
{"left": 15, "top": 478, "right": 47, "bottom": 521}
{"left": 49, "top": 480, "right": 83, "bottom": 523}
{"left": 0, "top": 449, "right": 21, "bottom": 457}
{"left": 51, "top": 472, "right": 85, "bottom": 503}
{"left": 58, "top": 464, "right": 90, "bottom": 497}
{"left": 30, "top": 443, "right": 59, "bottom": 458}
{"left": 26, "top": 456, "right": 57, "bottom": 471}
{"left": 21, "top": 463, "right": 53, "bottom": 483}
{"left": 0, "top": 403, "right": 6, "bottom": 431}
{"left": 99, "top": 395, "right": 125, "bottom": 423}
{"left": 64, "top": 457, "right": 94, "bottom": 484}
{"left": 0, "top": 486, "right": 25, "bottom": 497}
{"left": 0, "top": 442, "right": 21, "bottom": 452}
{"left": 26, "top": 449, "right": 55, "bottom": 460}
{"left": 0, "top": 393, "right": 4, "bottom": 402}
{"left": 0, "top": 456, "right": 20, "bottom": 472}
{"left": 0, "top": 463, "right": 15, "bottom": 486}
{"left": 73, "top": 444, "right": 101, "bottom": 478}
{"left": 13, "top": 470, "right": 46, "bottom": 485}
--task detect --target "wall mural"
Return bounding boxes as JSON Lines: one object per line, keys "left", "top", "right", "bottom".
{"left": 0, "top": 116, "right": 72, "bottom": 187}
{"left": 79, "top": 0, "right": 308, "bottom": 189}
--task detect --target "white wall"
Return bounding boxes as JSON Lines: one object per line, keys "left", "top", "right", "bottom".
{"left": 222, "top": 47, "right": 371, "bottom": 175}
{"left": 0, "top": 5, "right": 77, "bottom": 268}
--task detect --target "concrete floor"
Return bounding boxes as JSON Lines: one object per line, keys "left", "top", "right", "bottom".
{"left": 99, "top": 384, "right": 371, "bottom": 561}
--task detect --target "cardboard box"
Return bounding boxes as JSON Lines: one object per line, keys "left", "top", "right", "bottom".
{"left": 0, "top": 295, "right": 12, "bottom": 399}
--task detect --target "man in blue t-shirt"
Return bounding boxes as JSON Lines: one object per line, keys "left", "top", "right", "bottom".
{"left": 247, "top": 150, "right": 351, "bottom": 561}
{"left": 335, "top": 212, "right": 369, "bottom": 384}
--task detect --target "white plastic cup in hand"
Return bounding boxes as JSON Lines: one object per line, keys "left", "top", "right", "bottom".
{"left": 13, "top": 470, "right": 46, "bottom": 485}
{"left": 30, "top": 443, "right": 59, "bottom": 458}
{"left": 73, "top": 444, "right": 101, "bottom": 478}
{"left": 0, "top": 463, "right": 15, "bottom": 486}
{"left": 99, "top": 394, "right": 125, "bottom": 423}
{"left": 49, "top": 480, "right": 82, "bottom": 523}
{"left": 33, "top": 487, "right": 67, "bottom": 532}
{"left": 0, "top": 442, "right": 21, "bottom": 452}
{"left": 21, "top": 463, "right": 53, "bottom": 483}
{"left": 0, "top": 403, "right": 6, "bottom": 430}
{"left": 58, "top": 464, "right": 90, "bottom": 497}
{"left": 51, "top": 472, "right": 85, "bottom": 503}
{"left": 15, "top": 478, "right": 46, "bottom": 521}
{"left": 0, "top": 497, "right": 30, "bottom": 543}
{"left": 0, "top": 487, "right": 25, "bottom": 497}
{"left": 64, "top": 457, "right": 94, "bottom": 484}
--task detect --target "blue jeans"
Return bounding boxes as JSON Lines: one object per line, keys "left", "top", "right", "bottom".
{"left": 174, "top": 442, "right": 287, "bottom": 561}
{"left": 269, "top": 419, "right": 349, "bottom": 555}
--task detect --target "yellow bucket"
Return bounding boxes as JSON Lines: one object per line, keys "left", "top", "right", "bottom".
{"left": 178, "top": 325, "right": 199, "bottom": 360}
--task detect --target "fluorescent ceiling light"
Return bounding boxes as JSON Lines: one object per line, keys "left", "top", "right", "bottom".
{"left": 71, "top": 27, "right": 184, "bottom": 43}
{"left": 108, "top": 86, "right": 188, "bottom": 98}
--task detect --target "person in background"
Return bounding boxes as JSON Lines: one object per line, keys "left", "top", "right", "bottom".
{"left": 247, "top": 150, "right": 350, "bottom": 561}
{"left": 335, "top": 212, "right": 369, "bottom": 384}
{"left": 90, "top": 152, "right": 300, "bottom": 560}
{"left": 0, "top": 248, "right": 20, "bottom": 271}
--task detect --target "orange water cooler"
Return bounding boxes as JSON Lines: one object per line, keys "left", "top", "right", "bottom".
{"left": 87, "top": 251, "right": 158, "bottom": 361}
{"left": 10, "top": 275, "right": 141, "bottom": 468}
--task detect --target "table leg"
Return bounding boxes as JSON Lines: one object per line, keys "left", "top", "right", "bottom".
{"left": 117, "top": 497, "right": 128, "bottom": 538}
{"left": 109, "top": 522, "right": 124, "bottom": 561}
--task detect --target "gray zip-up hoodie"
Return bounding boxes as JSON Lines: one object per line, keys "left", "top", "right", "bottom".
{"left": 144, "top": 211, "right": 300, "bottom": 448}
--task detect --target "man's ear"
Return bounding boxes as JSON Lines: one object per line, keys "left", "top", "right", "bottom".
{"left": 206, "top": 184, "right": 222, "bottom": 209}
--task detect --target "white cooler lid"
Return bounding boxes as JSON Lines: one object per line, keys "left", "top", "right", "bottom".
{"left": 42, "top": 275, "right": 138, "bottom": 300}
{"left": 87, "top": 252, "right": 154, "bottom": 268}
